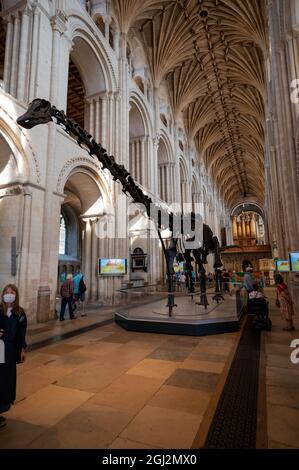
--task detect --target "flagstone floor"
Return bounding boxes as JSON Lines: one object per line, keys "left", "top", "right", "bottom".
{"left": 263, "top": 290, "right": 299, "bottom": 449}
{"left": 0, "top": 288, "right": 298, "bottom": 449}
{"left": 1, "top": 322, "right": 238, "bottom": 449}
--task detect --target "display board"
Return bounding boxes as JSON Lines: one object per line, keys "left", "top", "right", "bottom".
{"left": 290, "top": 253, "right": 299, "bottom": 273}
{"left": 276, "top": 260, "right": 290, "bottom": 272}
{"left": 98, "top": 259, "right": 127, "bottom": 275}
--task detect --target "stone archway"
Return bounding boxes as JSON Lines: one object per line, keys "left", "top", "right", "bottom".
{"left": 0, "top": 133, "right": 21, "bottom": 289}
{"left": 67, "top": 34, "right": 111, "bottom": 147}
{"left": 231, "top": 203, "right": 266, "bottom": 247}
{"left": 129, "top": 101, "right": 147, "bottom": 186}
{"left": 58, "top": 169, "right": 105, "bottom": 303}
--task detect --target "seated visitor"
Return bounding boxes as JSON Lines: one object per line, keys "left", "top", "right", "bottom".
{"left": 249, "top": 283, "right": 266, "bottom": 300}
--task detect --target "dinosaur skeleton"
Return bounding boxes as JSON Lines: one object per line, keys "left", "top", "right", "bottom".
{"left": 17, "top": 98, "right": 224, "bottom": 316}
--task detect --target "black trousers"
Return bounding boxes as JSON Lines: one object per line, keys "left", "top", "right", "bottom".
{"left": 60, "top": 297, "right": 74, "bottom": 320}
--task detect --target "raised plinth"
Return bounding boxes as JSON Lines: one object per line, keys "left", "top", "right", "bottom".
{"left": 115, "top": 292, "right": 246, "bottom": 337}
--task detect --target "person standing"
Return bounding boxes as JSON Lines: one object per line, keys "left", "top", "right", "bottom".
{"left": 208, "top": 272, "right": 214, "bottom": 286}
{"left": 60, "top": 274, "right": 75, "bottom": 321}
{"left": 222, "top": 269, "right": 231, "bottom": 294}
{"left": 0, "top": 284, "right": 27, "bottom": 428}
{"left": 259, "top": 271, "right": 266, "bottom": 290}
{"left": 179, "top": 272, "right": 187, "bottom": 292}
{"left": 275, "top": 275, "right": 296, "bottom": 331}
{"left": 243, "top": 266, "right": 254, "bottom": 293}
{"left": 72, "top": 269, "right": 87, "bottom": 317}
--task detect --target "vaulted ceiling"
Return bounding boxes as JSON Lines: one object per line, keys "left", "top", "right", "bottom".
{"left": 115, "top": 0, "right": 267, "bottom": 208}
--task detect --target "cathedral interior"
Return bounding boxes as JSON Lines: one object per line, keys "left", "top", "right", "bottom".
{"left": 0, "top": 0, "right": 298, "bottom": 454}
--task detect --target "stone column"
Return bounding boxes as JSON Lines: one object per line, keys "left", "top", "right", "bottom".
{"left": 17, "top": 7, "right": 30, "bottom": 101}
{"left": 167, "top": 164, "right": 173, "bottom": 203}
{"left": 10, "top": 13, "right": 20, "bottom": 97}
{"left": 100, "top": 93, "right": 108, "bottom": 149}
{"left": 36, "top": 12, "right": 67, "bottom": 322}
{"left": 113, "top": 31, "right": 119, "bottom": 55}
{"left": 130, "top": 140, "right": 135, "bottom": 178}
{"left": 140, "top": 137, "right": 146, "bottom": 187}
{"left": 84, "top": 219, "right": 92, "bottom": 300}
{"left": 3, "top": 16, "right": 13, "bottom": 93}
{"left": 28, "top": 5, "right": 39, "bottom": 101}
{"left": 17, "top": 190, "right": 32, "bottom": 309}
{"left": 135, "top": 139, "right": 140, "bottom": 183}
{"left": 91, "top": 220, "right": 98, "bottom": 300}
{"left": 95, "top": 98, "right": 100, "bottom": 142}
{"left": 89, "top": 98, "right": 95, "bottom": 136}
{"left": 108, "top": 92, "right": 114, "bottom": 153}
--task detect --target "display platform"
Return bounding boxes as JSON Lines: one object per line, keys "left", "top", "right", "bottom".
{"left": 115, "top": 289, "right": 247, "bottom": 337}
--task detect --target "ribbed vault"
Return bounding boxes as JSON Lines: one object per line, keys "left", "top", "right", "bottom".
{"left": 115, "top": 0, "right": 267, "bottom": 208}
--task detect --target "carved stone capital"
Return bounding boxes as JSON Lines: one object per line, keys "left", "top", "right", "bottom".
{"left": 50, "top": 10, "right": 68, "bottom": 34}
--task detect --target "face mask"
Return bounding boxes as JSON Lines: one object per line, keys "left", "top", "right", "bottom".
{"left": 3, "top": 293, "right": 16, "bottom": 304}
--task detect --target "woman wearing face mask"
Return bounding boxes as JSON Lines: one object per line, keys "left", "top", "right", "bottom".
{"left": 0, "top": 284, "right": 27, "bottom": 428}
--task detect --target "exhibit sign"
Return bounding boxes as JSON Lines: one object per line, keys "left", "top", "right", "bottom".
{"left": 290, "top": 252, "right": 299, "bottom": 273}
{"left": 98, "top": 259, "right": 127, "bottom": 275}
{"left": 276, "top": 260, "right": 290, "bottom": 272}
{"left": 259, "top": 259, "right": 276, "bottom": 272}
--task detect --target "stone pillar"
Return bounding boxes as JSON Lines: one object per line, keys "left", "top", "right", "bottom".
{"left": 3, "top": 16, "right": 13, "bottom": 93}
{"left": 84, "top": 220, "right": 92, "bottom": 300}
{"left": 89, "top": 98, "right": 94, "bottom": 136}
{"left": 28, "top": 5, "right": 39, "bottom": 101}
{"left": 95, "top": 98, "right": 100, "bottom": 142}
{"left": 135, "top": 139, "right": 140, "bottom": 184}
{"left": 140, "top": 137, "right": 146, "bottom": 187}
{"left": 10, "top": 13, "right": 20, "bottom": 97}
{"left": 17, "top": 7, "right": 30, "bottom": 101}
{"left": 17, "top": 190, "right": 32, "bottom": 309}
{"left": 113, "top": 31, "right": 119, "bottom": 55}
{"left": 101, "top": 93, "right": 108, "bottom": 149}
{"left": 36, "top": 12, "right": 67, "bottom": 322}
{"left": 108, "top": 92, "right": 114, "bottom": 153}
{"left": 91, "top": 220, "right": 98, "bottom": 300}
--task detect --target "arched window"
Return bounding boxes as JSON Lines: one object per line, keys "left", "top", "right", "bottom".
{"left": 59, "top": 214, "right": 67, "bottom": 255}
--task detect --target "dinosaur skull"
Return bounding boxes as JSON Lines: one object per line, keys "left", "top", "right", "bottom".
{"left": 17, "top": 99, "right": 53, "bottom": 129}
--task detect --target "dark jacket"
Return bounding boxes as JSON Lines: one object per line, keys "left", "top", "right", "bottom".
{"left": 0, "top": 307, "right": 27, "bottom": 411}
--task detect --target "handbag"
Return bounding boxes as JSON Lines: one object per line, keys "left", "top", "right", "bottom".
{"left": 275, "top": 298, "right": 280, "bottom": 308}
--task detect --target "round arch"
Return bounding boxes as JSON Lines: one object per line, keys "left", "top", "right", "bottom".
{"left": 129, "top": 91, "right": 153, "bottom": 137}
{"left": 67, "top": 15, "right": 117, "bottom": 93}
{"left": 179, "top": 157, "right": 188, "bottom": 208}
{"left": 0, "top": 114, "right": 40, "bottom": 184}
{"left": 159, "top": 130, "right": 174, "bottom": 164}
{"left": 231, "top": 201, "right": 265, "bottom": 220}
{"left": 56, "top": 157, "right": 112, "bottom": 212}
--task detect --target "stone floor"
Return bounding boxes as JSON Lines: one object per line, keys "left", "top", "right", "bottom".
{"left": 1, "top": 288, "right": 298, "bottom": 449}
{"left": 263, "top": 290, "right": 299, "bottom": 449}
{"left": 0, "top": 321, "right": 238, "bottom": 449}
